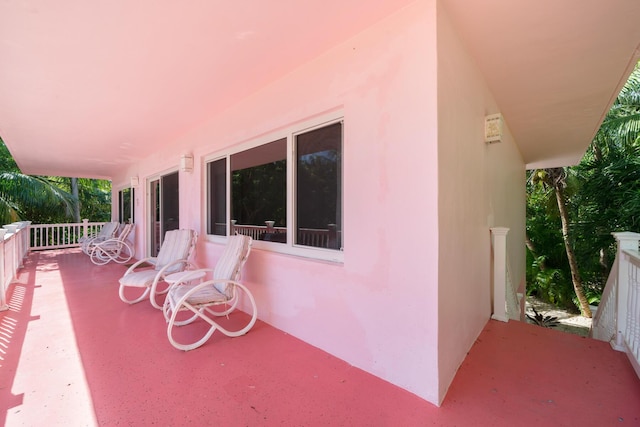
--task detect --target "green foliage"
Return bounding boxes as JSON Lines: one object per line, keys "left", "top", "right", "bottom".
{"left": 525, "top": 247, "right": 575, "bottom": 310}
{"left": 0, "top": 171, "right": 76, "bottom": 224}
{"left": 0, "top": 141, "right": 19, "bottom": 172}
{"left": 526, "top": 170, "right": 576, "bottom": 309}
{"left": 0, "top": 137, "right": 111, "bottom": 224}
{"left": 526, "top": 307, "right": 560, "bottom": 328}
{"left": 48, "top": 177, "right": 111, "bottom": 222}
{"left": 232, "top": 161, "right": 287, "bottom": 226}
{"left": 526, "top": 63, "right": 640, "bottom": 310}
{"left": 297, "top": 149, "right": 340, "bottom": 229}
{"left": 231, "top": 149, "right": 341, "bottom": 230}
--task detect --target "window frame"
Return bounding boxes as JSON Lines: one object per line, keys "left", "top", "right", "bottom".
{"left": 204, "top": 112, "right": 344, "bottom": 263}
{"left": 118, "top": 186, "right": 134, "bottom": 224}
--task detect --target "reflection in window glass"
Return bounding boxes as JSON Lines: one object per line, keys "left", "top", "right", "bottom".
{"left": 204, "top": 117, "right": 343, "bottom": 258}
{"left": 296, "top": 122, "right": 342, "bottom": 250}
{"left": 231, "top": 138, "right": 287, "bottom": 243}
{"left": 119, "top": 188, "right": 133, "bottom": 223}
{"left": 207, "top": 159, "right": 227, "bottom": 236}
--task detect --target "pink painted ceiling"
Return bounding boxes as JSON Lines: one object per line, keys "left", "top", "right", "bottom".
{"left": 0, "top": 0, "right": 415, "bottom": 178}
{"left": 1, "top": 0, "right": 639, "bottom": 178}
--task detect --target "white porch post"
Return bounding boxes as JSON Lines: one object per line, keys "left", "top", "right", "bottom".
{"left": 14, "top": 222, "right": 25, "bottom": 268}
{"left": 612, "top": 232, "right": 640, "bottom": 351}
{"left": 23, "top": 220, "right": 32, "bottom": 253}
{"left": 490, "top": 227, "right": 510, "bottom": 322}
{"left": 0, "top": 228, "right": 8, "bottom": 311}
{"left": 82, "top": 218, "right": 89, "bottom": 240}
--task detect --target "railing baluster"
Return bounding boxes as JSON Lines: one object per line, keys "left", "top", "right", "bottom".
{"left": 629, "top": 271, "right": 639, "bottom": 356}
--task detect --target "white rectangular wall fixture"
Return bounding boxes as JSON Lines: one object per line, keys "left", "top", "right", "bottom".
{"left": 180, "top": 154, "right": 194, "bottom": 173}
{"left": 485, "top": 113, "right": 503, "bottom": 144}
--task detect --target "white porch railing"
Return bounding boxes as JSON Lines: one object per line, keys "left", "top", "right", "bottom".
{"left": 591, "top": 232, "right": 640, "bottom": 378}
{"left": 231, "top": 220, "right": 286, "bottom": 241}
{"left": 0, "top": 221, "right": 31, "bottom": 311}
{"left": 231, "top": 220, "right": 340, "bottom": 249}
{"left": 490, "top": 227, "right": 521, "bottom": 322}
{"left": 30, "top": 219, "right": 108, "bottom": 250}
{"left": 0, "top": 219, "right": 110, "bottom": 311}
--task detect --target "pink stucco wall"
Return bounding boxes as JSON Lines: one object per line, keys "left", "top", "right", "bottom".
{"left": 114, "top": 1, "right": 443, "bottom": 404}
{"left": 436, "top": 4, "right": 526, "bottom": 403}
{"left": 112, "top": 0, "right": 527, "bottom": 406}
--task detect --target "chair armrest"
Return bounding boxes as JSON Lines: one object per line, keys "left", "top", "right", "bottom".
{"left": 164, "top": 268, "right": 213, "bottom": 293}
{"left": 123, "top": 256, "right": 158, "bottom": 276}
{"left": 157, "top": 259, "right": 200, "bottom": 277}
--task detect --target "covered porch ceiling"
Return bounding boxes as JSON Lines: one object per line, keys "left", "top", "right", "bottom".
{"left": 1, "top": 0, "right": 639, "bottom": 179}
{"left": 443, "top": 0, "right": 640, "bottom": 169}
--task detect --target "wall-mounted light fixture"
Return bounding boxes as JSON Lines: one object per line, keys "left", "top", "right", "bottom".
{"left": 485, "top": 113, "right": 503, "bottom": 144}
{"left": 180, "top": 154, "right": 194, "bottom": 173}
{"left": 130, "top": 176, "right": 139, "bottom": 188}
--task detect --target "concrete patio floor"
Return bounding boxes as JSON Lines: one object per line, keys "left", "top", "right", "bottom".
{"left": 1, "top": 249, "right": 639, "bottom": 426}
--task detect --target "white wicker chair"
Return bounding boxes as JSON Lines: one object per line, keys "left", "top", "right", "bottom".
{"left": 80, "top": 221, "right": 119, "bottom": 254}
{"left": 118, "top": 229, "right": 198, "bottom": 308}
{"left": 89, "top": 223, "right": 135, "bottom": 265}
{"left": 163, "top": 234, "right": 255, "bottom": 351}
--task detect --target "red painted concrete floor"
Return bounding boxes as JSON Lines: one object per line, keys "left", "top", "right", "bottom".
{"left": 1, "top": 249, "right": 639, "bottom": 426}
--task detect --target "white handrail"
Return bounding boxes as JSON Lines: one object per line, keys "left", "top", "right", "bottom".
{"left": 0, "top": 221, "right": 31, "bottom": 312}
{"left": 591, "top": 232, "right": 640, "bottom": 378}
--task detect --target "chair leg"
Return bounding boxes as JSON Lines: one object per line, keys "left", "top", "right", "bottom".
{"left": 90, "top": 249, "right": 108, "bottom": 265}
{"left": 214, "top": 283, "right": 258, "bottom": 338}
{"left": 163, "top": 300, "right": 200, "bottom": 326}
{"left": 166, "top": 281, "right": 258, "bottom": 350}
{"left": 150, "top": 279, "right": 170, "bottom": 309}
{"left": 167, "top": 303, "right": 218, "bottom": 351}
{"left": 90, "top": 247, "right": 114, "bottom": 265}
{"left": 118, "top": 285, "right": 151, "bottom": 304}
{"left": 114, "top": 243, "right": 134, "bottom": 264}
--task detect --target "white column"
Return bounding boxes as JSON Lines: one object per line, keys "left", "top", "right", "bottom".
{"left": 490, "top": 227, "right": 510, "bottom": 322}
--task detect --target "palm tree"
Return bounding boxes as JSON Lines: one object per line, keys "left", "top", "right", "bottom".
{"left": 530, "top": 168, "right": 592, "bottom": 317}
{"left": 527, "top": 63, "right": 640, "bottom": 316}
{"left": 596, "top": 64, "right": 640, "bottom": 153}
{"left": 0, "top": 138, "right": 77, "bottom": 224}
{"left": 572, "top": 63, "right": 640, "bottom": 295}
{"left": 47, "top": 176, "right": 112, "bottom": 222}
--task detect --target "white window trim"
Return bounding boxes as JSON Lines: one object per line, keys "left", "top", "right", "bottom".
{"left": 203, "top": 111, "right": 344, "bottom": 263}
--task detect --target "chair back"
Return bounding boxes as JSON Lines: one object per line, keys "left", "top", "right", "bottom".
{"left": 99, "top": 221, "right": 119, "bottom": 238}
{"left": 99, "top": 223, "right": 133, "bottom": 250}
{"left": 117, "top": 223, "right": 133, "bottom": 243}
{"left": 213, "top": 234, "right": 252, "bottom": 294}
{"left": 155, "top": 229, "right": 197, "bottom": 274}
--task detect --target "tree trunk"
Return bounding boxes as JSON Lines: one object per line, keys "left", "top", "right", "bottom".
{"left": 553, "top": 179, "right": 592, "bottom": 318}
{"left": 71, "top": 177, "right": 81, "bottom": 223}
